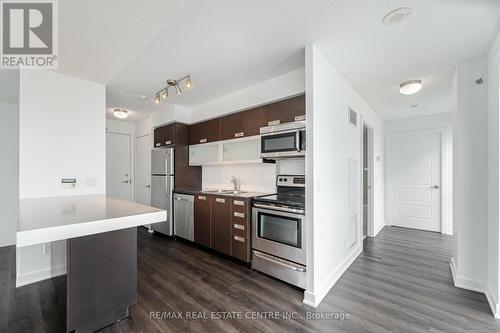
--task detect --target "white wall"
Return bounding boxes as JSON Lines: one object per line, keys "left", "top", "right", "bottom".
{"left": 304, "top": 45, "right": 384, "bottom": 307}
{"left": 190, "top": 68, "right": 305, "bottom": 123}
{"left": 17, "top": 70, "right": 106, "bottom": 286}
{"left": 19, "top": 70, "right": 106, "bottom": 198}
{"left": 451, "top": 57, "right": 490, "bottom": 305}
{"left": 0, "top": 101, "right": 19, "bottom": 247}
{"left": 202, "top": 164, "right": 276, "bottom": 193}
{"left": 385, "top": 113, "right": 454, "bottom": 235}
{"left": 487, "top": 31, "right": 500, "bottom": 317}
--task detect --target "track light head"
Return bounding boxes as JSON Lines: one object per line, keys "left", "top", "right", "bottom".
{"left": 186, "top": 77, "right": 192, "bottom": 89}
{"left": 161, "top": 89, "right": 168, "bottom": 99}
{"left": 155, "top": 94, "right": 160, "bottom": 104}
{"left": 175, "top": 84, "right": 182, "bottom": 95}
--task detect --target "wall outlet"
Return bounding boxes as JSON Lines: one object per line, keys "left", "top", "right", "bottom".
{"left": 43, "top": 243, "right": 51, "bottom": 255}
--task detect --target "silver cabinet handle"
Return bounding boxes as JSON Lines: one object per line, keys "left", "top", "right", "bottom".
{"left": 233, "top": 236, "right": 245, "bottom": 243}
{"left": 233, "top": 224, "right": 245, "bottom": 230}
{"left": 200, "top": 138, "right": 207, "bottom": 143}
{"left": 215, "top": 198, "right": 225, "bottom": 203}
{"left": 155, "top": 143, "right": 161, "bottom": 147}
{"left": 233, "top": 200, "right": 245, "bottom": 206}
{"left": 233, "top": 212, "right": 245, "bottom": 218}
{"left": 165, "top": 140, "right": 172, "bottom": 145}
{"left": 254, "top": 252, "right": 306, "bottom": 272}
{"left": 268, "top": 120, "right": 280, "bottom": 126}
{"left": 198, "top": 195, "right": 206, "bottom": 200}
{"left": 234, "top": 132, "right": 244, "bottom": 138}
{"left": 429, "top": 185, "right": 440, "bottom": 189}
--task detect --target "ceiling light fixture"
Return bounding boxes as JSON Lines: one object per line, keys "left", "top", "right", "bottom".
{"left": 155, "top": 75, "right": 192, "bottom": 104}
{"left": 113, "top": 108, "right": 128, "bottom": 119}
{"left": 382, "top": 7, "right": 412, "bottom": 26}
{"left": 400, "top": 79, "right": 422, "bottom": 95}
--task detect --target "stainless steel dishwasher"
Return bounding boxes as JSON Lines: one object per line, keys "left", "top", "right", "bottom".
{"left": 173, "top": 193, "right": 194, "bottom": 241}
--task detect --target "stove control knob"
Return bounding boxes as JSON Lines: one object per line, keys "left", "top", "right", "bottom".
{"left": 279, "top": 178, "right": 283, "bottom": 182}
{"left": 284, "top": 178, "right": 288, "bottom": 182}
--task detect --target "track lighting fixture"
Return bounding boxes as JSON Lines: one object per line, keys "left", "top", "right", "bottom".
{"left": 155, "top": 75, "right": 192, "bottom": 103}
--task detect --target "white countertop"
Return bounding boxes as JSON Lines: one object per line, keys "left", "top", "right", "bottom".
{"left": 17, "top": 195, "right": 166, "bottom": 247}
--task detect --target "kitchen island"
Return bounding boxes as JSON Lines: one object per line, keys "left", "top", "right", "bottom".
{"left": 17, "top": 195, "right": 166, "bottom": 333}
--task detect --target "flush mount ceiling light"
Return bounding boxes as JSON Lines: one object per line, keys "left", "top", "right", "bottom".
{"left": 113, "top": 108, "right": 128, "bottom": 119}
{"left": 382, "top": 7, "right": 412, "bottom": 25}
{"left": 155, "top": 75, "right": 192, "bottom": 104}
{"left": 400, "top": 79, "right": 422, "bottom": 95}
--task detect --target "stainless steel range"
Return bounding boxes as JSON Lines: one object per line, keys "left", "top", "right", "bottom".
{"left": 252, "top": 175, "right": 306, "bottom": 289}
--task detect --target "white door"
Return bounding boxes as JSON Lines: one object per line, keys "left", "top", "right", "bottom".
{"left": 135, "top": 134, "right": 151, "bottom": 205}
{"left": 106, "top": 132, "right": 132, "bottom": 200}
{"left": 390, "top": 132, "right": 441, "bottom": 232}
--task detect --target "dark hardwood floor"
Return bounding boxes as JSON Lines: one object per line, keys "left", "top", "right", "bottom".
{"left": 1, "top": 226, "right": 499, "bottom": 332}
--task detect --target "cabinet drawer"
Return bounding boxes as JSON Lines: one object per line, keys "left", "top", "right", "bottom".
{"left": 232, "top": 211, "right": 247, "bottom": 221}
{"left": 231, "top": 235, "right": 249, "bottom": 262}
{"left": 232, "top": 222, "right": 247, "bottom": 237}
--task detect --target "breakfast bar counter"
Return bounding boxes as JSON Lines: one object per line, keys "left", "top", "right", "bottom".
{"left": 17, "top": 195, "right": 166, "bottom": 333}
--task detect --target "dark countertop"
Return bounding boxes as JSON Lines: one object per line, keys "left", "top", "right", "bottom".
{"left": 173, "top": 188, "right": 272, "bottom": 198}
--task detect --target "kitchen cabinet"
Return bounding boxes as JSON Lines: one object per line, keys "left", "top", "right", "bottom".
{"left": 194, "top": 194, "right": 211, "bottom": 248}
{"left": 189, "top": 136, "right": 261, "bottom": 166}
{"left": 189, "top": 142, "right": 220, "bottom": 165}
{"left": 230, "top": 198, "right": 251, "bottom": 262}
{"left": 261, "top": 94, "right": 305, "bottom": 127}
{"left": 210, "top": 196, "right": 231, "bottom": 255}
{"left": 220, "top": 108, "right": 263, "bottom": 140}
{"left": 153, "top": 123, "right": 175, "bottom": 148}
{"left": 188, "top": 118, "right": 221, "bottom": 145}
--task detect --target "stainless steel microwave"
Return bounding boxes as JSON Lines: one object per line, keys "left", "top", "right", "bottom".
{"left": 260, "top": 121, "right": 306, "bottom": 159}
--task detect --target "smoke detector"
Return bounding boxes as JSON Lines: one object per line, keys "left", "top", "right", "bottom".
{"left": 382, "top": 7, "right": 412, "bottom": 26}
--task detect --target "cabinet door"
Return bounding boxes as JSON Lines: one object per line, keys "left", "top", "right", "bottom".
{"left": 194, "top": 194, "right": 211, "bottom": 247}
{"left": 210, "top": 196, "right": 231, "bottom": 255}
{"left": 220, "top": 108, "right": 263, "bottom": 140}
{"left": 189, "top": 119, "right": 221, "bottom": 145}
{"left": 153, "top": 126, "right": 165, "bottom": 148}
{"left": 163, "top": 124, "right": 175, "bottom": 146}
{"left": 262, "top": 95, "right": 306, "bottom": 126}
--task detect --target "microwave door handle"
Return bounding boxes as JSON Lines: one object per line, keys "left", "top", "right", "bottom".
{"left": 294, "top": 130, "right": 299, "bottom": 152}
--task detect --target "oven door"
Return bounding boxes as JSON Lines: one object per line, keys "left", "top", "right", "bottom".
{"left": 252, "top": 206, "right": 306, "bottom": 265}
{"left": 260, "top": 130, "right": 304, "bottom": 158}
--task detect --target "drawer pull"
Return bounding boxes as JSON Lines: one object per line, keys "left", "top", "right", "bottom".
{"left": 216, "top": 198, "right": 226, "bottom": 203}
{"left": 155, "top": 143, "right": 161, "bottom": 147}
{"left": 234, "top": 224, "right": 245, "bottom": 230}
{"left": 198, "top": 195, "right": 206, "bottom": 200}
{"left": 200, "top": 138, "right": 207, "bottom": 143}
{"left": 234, "top": 236, "right": 245, "bottom": 243}
{"left": 165, "top": 140, "right": 172, "bottom": 145}
{"left": 233, "top": 212, "right": 245, "bottom": 218}
{"left": 233, "top": 200, "right": 245, "bottom": 206}
{"left": 234, "top": 132, "right": 244, "bottom": 138}
{"left": 268, "top": 120, "right": 280, "bottom": 126}
{"left": 295, "top": 115, "right": 306, "bottom": 121}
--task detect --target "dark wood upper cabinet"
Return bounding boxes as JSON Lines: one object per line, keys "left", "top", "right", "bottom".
{"left": 210, "top": 196, "right": 231, "bottom": 256}
{"left": 153, "top": 123, "right": 175, "bottom": 147}
{"left": 194, "top": 194, "right": 211, "bottom": 248}
{"left": 220, "top": 107, "right": 264, "bottom": 140}
{"left": 188, "top": 118, "right": 221, "bottom": 145}
{"left": 261, "top": 94, "right": 305, "bottom": 127}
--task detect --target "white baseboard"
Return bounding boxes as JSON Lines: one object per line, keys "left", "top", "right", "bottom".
{"left": 373, "top": 222, "right": 385, "bottom": 237}
{"left": 16, "top": 264, "right": 66, "bottom": 287}
{"left": 450, "top": 258, "right": 499, "bottom": 318}
{"left": 0, "top": 237, "right": 16, "bottom": 248}
{"left": 302, "top": 244, "right": 362, "bottom": 308}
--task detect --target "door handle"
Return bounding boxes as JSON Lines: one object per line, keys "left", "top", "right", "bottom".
{"left": 146, "top": 185, "right": 151, "bottom": 188}
{"left": 429, "top": 185, "right": 440, "bottom": 189}
{"left": 121, "top": 180, "right": 130, "bottom": 183}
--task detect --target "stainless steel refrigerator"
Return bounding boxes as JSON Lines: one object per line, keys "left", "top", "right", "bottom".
{"left": 151, "top": 148, "right": 174, "bottom": 235}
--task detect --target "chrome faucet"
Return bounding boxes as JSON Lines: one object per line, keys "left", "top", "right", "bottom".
{"left": 231, "top": 176, "right": 241, "bottom": 192}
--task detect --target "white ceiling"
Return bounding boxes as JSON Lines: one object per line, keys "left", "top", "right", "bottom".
{"left": 51, "top": 1, "right": 500, "bottom": 120}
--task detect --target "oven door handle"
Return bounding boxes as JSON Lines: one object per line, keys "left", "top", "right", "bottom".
{"left": 253, "top": 203, "right": 305, "bottom": 214}
{"left": 254, "top": 252, "right": 306, "bottom": 272}
{"left": 295, "top": 130, "right": 301, "bottom": 152}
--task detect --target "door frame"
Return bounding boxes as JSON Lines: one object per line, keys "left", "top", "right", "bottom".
{"left": 106, "top": 130, "right": 134, "bottom": 202}
{"left": 134, "top": 133, "right": 151, "bottom": 205}
{"left": 386, "top": 128, "right": 453, "bottom": 235}
{"left": 361, "top": 121, "right": 375, "bottom": 238}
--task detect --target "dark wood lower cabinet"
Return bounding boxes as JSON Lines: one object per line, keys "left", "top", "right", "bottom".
{"left": 193, "top": 195, "right": 251, "bottom": 262}
{"left": 210, "top": 197, "right": 231, "bottom": 255}
{"left": 194, "top": 194, "right": 211, "bottom": 248}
